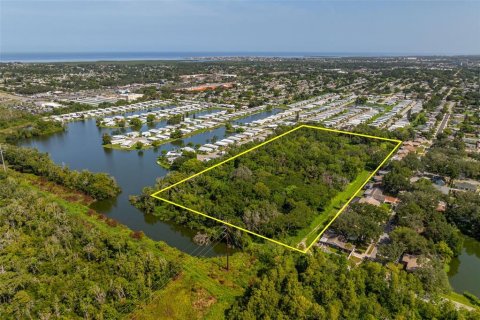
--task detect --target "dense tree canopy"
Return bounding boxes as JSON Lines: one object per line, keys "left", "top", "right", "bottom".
{"left": 226, "top": 249, "right": 479, "bottom": 319}
{"left": 4, "top": 119, "right": 65, "bottom": 143}
{"left": 447, "top": 191, "right": 480, "bottom": 241}
{"left": 423, "top": 138, "right": 480, "bottom": 180}
{"left": 135, "top": 127, "right": 396, "bottom": 244}
{"left": 0, "top": 175, "right": 178, "bottom": 319}
{"left": 383, "top": 161, "right": 413, "bottom": 195}
{"left": 332, "top": 203, "right": 390, "bottom": 245}
{"left": 4, "top": 145, "right": 121, "bottom": 200}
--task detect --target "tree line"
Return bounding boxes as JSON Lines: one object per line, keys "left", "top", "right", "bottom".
{"left": 3, "top": 119, "right": 65, "bottom": 143}
{"left": 3, "top": 145, "right": 121, "bottom": 200}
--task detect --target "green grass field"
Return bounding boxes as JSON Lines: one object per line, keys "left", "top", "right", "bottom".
{"left": 442, "top": 291, "right": 479, "bottom": 310}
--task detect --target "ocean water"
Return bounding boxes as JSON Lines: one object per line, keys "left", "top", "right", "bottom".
{"left": 0, "top": 51, "right": 402, "bottom": 63}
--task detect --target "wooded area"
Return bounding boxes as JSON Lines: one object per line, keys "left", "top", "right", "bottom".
{"left": 226, "top": 249, "right": 480, "bottom": 319}
{"left": 134, "top": 127, "right": 396, "bottom": 246}
{"left": 0, "top": 174, "right": 178, "bottom": 319}
{"left": 3, "top": 145, "right": 121, "bottom": 200}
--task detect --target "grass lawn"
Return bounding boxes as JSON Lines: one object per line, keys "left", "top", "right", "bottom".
{"left": 131, "top": 275, "right": 217, "bottom": 320}
{"left": 443, "top": 291, "right": 479, "bottom": 310}
{"left": 157, "top": 157, "right": 172, "bottom": 169}
{"left": 132, "top": 251, "right": 259, "bottom": 320}
{"left": 349, "top": 255, "right": 363, "bottom": 265}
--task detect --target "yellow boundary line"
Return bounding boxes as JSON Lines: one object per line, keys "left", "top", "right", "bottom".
{"left": 151, "top": 124, "right": 402, "bottom": 254}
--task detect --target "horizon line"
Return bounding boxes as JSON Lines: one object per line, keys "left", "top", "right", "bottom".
{"left": 2, "top": 50, "right": 480, "bottom": 55}
{"left": 2, "top": 51, "right": 479, "bottom": 64}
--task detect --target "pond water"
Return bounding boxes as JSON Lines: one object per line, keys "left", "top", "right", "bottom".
{"left": 448, "top": 235, "right": 480, "bottom": 298}
{"left": 20, "top": 107, "right": 282, "bottom": 257}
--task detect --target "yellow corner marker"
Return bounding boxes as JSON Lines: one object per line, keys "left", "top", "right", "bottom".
{"left": 151, "top": 124, "right": 401, "bottom": 254}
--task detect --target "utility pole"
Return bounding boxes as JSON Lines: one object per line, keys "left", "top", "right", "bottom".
{"left": 226, "top": 229, "right": 230, "bottom": 271}
{"left": 0, "top": 145, "right": 5, "bottom": 173}
{"left": 223, "top": 226, "right": 230, "bottom": 271}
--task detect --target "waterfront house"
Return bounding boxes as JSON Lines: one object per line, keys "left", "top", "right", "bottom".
{"left": 204, "top": 143, "right": 219, "bottom": 150}
{"left": 181, "top": 147, "right": 196, "bottom": 153}
{"left": 198, "top": 146, "right": 213, "bottom": 153}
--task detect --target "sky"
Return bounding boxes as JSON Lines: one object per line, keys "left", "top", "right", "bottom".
{"left": 1, "top": 0, "right": 479, "bottom": 55}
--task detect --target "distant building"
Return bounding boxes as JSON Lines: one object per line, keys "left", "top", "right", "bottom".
{"left": 121, "top": 93, "right": 144, "bottom": 102}
{"left": 39, "top": 101, "right": 63, "bottom": 108}
{"left": 453, "top": 179, "right": 480, "bottom": 193}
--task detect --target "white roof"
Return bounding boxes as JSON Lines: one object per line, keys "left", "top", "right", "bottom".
{"left": 199, "top": 146, "right": 213, "bottom": 152}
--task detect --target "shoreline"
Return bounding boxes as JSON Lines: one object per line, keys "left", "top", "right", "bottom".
{"left": 2, "top": 52, "right": 474, "bottom": 63}
{"left": 102, "top": 107, "right": 279, "bottom": 151}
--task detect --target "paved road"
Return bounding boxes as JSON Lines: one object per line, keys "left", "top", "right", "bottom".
{"left": 435, "top": 113, "right": 450, "bottom": 136}
{"left": 434, "top": 101, "right": 454, "bottom": 137}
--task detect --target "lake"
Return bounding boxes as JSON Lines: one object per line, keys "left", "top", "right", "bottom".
{"left": 20, "top": 107, "right": 282, "bottom": 257}
{"left": 448, "top": 235, "right": 480, "bottom": 298}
